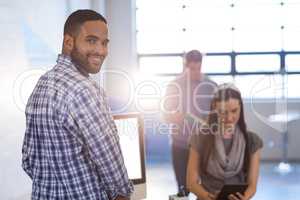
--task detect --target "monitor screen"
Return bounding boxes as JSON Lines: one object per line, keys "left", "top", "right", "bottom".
{"left": 113, "top": 113, "right": 146, "bottom": 184}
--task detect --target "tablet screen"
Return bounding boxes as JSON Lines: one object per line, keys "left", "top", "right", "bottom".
{"left": 216, "top": 184, "right": 248, "bottom": 200}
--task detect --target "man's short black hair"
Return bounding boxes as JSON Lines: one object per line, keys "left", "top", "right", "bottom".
{"left": 184, "top": 50, "right": 202, "bottom": 63}
{"left": 64, "top": 9, "right": 107, "bottom": 37}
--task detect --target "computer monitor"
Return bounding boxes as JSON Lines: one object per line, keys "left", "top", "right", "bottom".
{"left": 113, "top": 113, "right": 146, "bottom": 200}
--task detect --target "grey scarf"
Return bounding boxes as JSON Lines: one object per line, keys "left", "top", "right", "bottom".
{"left": 206, "top": 126, "right": 246, "bottom": 180}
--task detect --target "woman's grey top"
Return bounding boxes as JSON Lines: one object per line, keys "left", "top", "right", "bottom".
{"left": 189, "top": 130, "right": 263, "bottom": 194}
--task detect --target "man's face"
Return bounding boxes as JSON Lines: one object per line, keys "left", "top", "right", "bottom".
{"left": 185, "top": 61, "right": 201, "bottom": 80}
{"left": 71, "top": 20, "right": 109, "bottom": 74}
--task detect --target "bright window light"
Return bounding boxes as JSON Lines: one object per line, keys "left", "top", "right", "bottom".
{"left": 184, "top": 28, "right": 233, "bottom": 52}
{"left": 282, "top": 27, "right": 300, "bottom": 51}
{"left": 134, "top": 74, "right": 175, "bottom": 111}
{"left": 137, "top": 31, "right": 185, "bottom": 54}
{"left": 202, "top": 55, "right": 231, "bottom": 73}
{"left": 233, "top": 27, "right": 282, "bottom": 52}
{"left": 234, "top": 75, "right": 283, "bottom": 99}
{"left": 236, "top": 54, "right": 280, "bottom": 72}
{"left": 208, "top": 75, "right": 234, "bottom": 85}
{"left": 282, "top": 3, "right": 300, "bottom": 27}
{"left": 287, "top": 75, "right": 300, "bottom": 98}
{"left": 136, "top": 0, "right": 184, "bottom": 54}
{"left": 184, "top": 2, "right": 232, "bottom": 29}
{"left": 285, "top": 54, "right": 300, "bottom": 72}
{"left": 233, "top": 3, "right": 282, "bottom": 27}
{"left": 139, "top": 56, "right": 183, "bottom": 74}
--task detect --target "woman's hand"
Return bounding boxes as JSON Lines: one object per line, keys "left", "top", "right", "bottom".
{"left": 228, "top": 192, "right": 248, "bottom": 200}
{"left": 202, "top": 192, "right": 217, "bottom": 200}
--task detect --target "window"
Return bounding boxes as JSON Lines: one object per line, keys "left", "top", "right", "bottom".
{"left": 282, "top": 2, "right": 300, "bottom": 51}
{"left": 282, "top": 2, "right": 300, "bottom": 27}
{"left": 139, "top": 56, "right": 183, "bottom": 74}
{"left": 233, "top": 27, "right": 282, "bottom": 52}
{"left": 183, "top": 1, "right": 233, "bottom": 52}
{"left": 286, "top": 75, "right": 300, "bottom": 98}
{"left": 136, "top": 0, "right": 300, "bottom": 100}
{"left": 286, "top": 54, "right": 300, "bottom": 72}
{"left": 232, "top": 2, "right": 281, "bottom": 27}
{"left": 136, "top": 0, "right": 184, "bottom": 54}
{"left": 202, "top": 56, "right": 231, "bottom": 73}
{"left": 282, "top": 26, "right": 300, "bottom": 51}
{"left": 209, "top": 75, "right": 234, "bottom": 85}
{"left": 185, "top": 28, "right": 233, "bottom": 53}
{"left": 134, "top": 74, "right": 175, "bottom": 111}
{"left": 234, "top": 75, "right": 283, "bottom": 99}
{"left": 236, "top": 54, "right": 280, "bottom": 72}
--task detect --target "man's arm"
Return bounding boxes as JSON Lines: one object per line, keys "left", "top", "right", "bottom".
{"left": 162, "top": 82, "right": 184, "bottom": 124}
{"left": 164, "top": 111, "right": 184, "bottom": 124}
{"left": 68, "top": 88, "right": 133, "bottom": 199}
{"left": 22, "top": 114, "right": 34, "bottom": 179}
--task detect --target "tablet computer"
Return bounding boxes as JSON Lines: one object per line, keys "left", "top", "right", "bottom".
{"left": 216, "top": 184, "right": 248, "bottom": 200}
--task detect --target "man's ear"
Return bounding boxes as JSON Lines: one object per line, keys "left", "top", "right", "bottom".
{"left": 62, "top": 34, "right": 74, "bottom": 55}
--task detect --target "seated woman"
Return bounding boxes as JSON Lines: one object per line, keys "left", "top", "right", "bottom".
{"left": 186, "top": 83, "right": 263, "bottom": 200}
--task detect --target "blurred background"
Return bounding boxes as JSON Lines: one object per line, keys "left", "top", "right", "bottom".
{"left": 0, "top": 0, "right": 300, "bottom": 199}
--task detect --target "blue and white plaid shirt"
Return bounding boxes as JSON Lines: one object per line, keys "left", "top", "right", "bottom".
{"left": 22, "top": 54, "right": 133, "bottom": 200}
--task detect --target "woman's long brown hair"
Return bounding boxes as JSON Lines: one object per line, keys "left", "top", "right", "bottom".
{"left": 199, "top": 88, "right": 251, "bottom": 177}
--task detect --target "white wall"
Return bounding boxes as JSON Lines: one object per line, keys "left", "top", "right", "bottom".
{"left": 0, "top": 0, "right": 106, "bottom": 199}
{"left": 0, "top": 1, "right": 66, "bottom": 199}
{"left": 104, "top": 0, "right": 138, "bottom": 111}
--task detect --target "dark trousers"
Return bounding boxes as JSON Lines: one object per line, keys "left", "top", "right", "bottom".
{"left": 171, "top": 144, "right": 190, "bottom": 195}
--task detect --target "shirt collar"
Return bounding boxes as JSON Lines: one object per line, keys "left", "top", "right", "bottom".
{"left": 56, "top": 54, "right": 72, "bottom": 66}
{"left": 56, "top": 54, "right": 89, "bottom": 77}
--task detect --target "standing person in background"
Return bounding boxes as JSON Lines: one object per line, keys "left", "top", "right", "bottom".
{"left": 187, "top": 84, "right": 263, "bottom": 200}
{"left": 22, "top": 10, "right": 133, "bottom": 200}
{"left": 163, "top": 50, "right": 217, "bottom": 196}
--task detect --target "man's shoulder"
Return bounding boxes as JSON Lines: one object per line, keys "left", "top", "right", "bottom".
{"left": 51, "top": 65, "right": 97, "bottom": 95}
{"left": 165, "top": 77, "right": 184, "bottom": 94}
{"left": 202, "top": 75, "right": 217, "bottom": 86}
{"left": 168, "top": 75, "right": 186, "bottom": 86}
{"left": 171, "top": 74, "right": 217, "bottom": 86}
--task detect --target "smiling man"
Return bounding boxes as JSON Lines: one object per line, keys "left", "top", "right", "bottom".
{"left": 22, "top": 10, "right": 133, "bottom": 200}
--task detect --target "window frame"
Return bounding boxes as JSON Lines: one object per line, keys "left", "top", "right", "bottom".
{"left": 138, "top": 51, "right": 300, "bottom": 99}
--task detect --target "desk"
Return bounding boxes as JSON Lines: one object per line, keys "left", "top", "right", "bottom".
{"left": 268, "top": 111, "right": 300, "bottom": 173}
